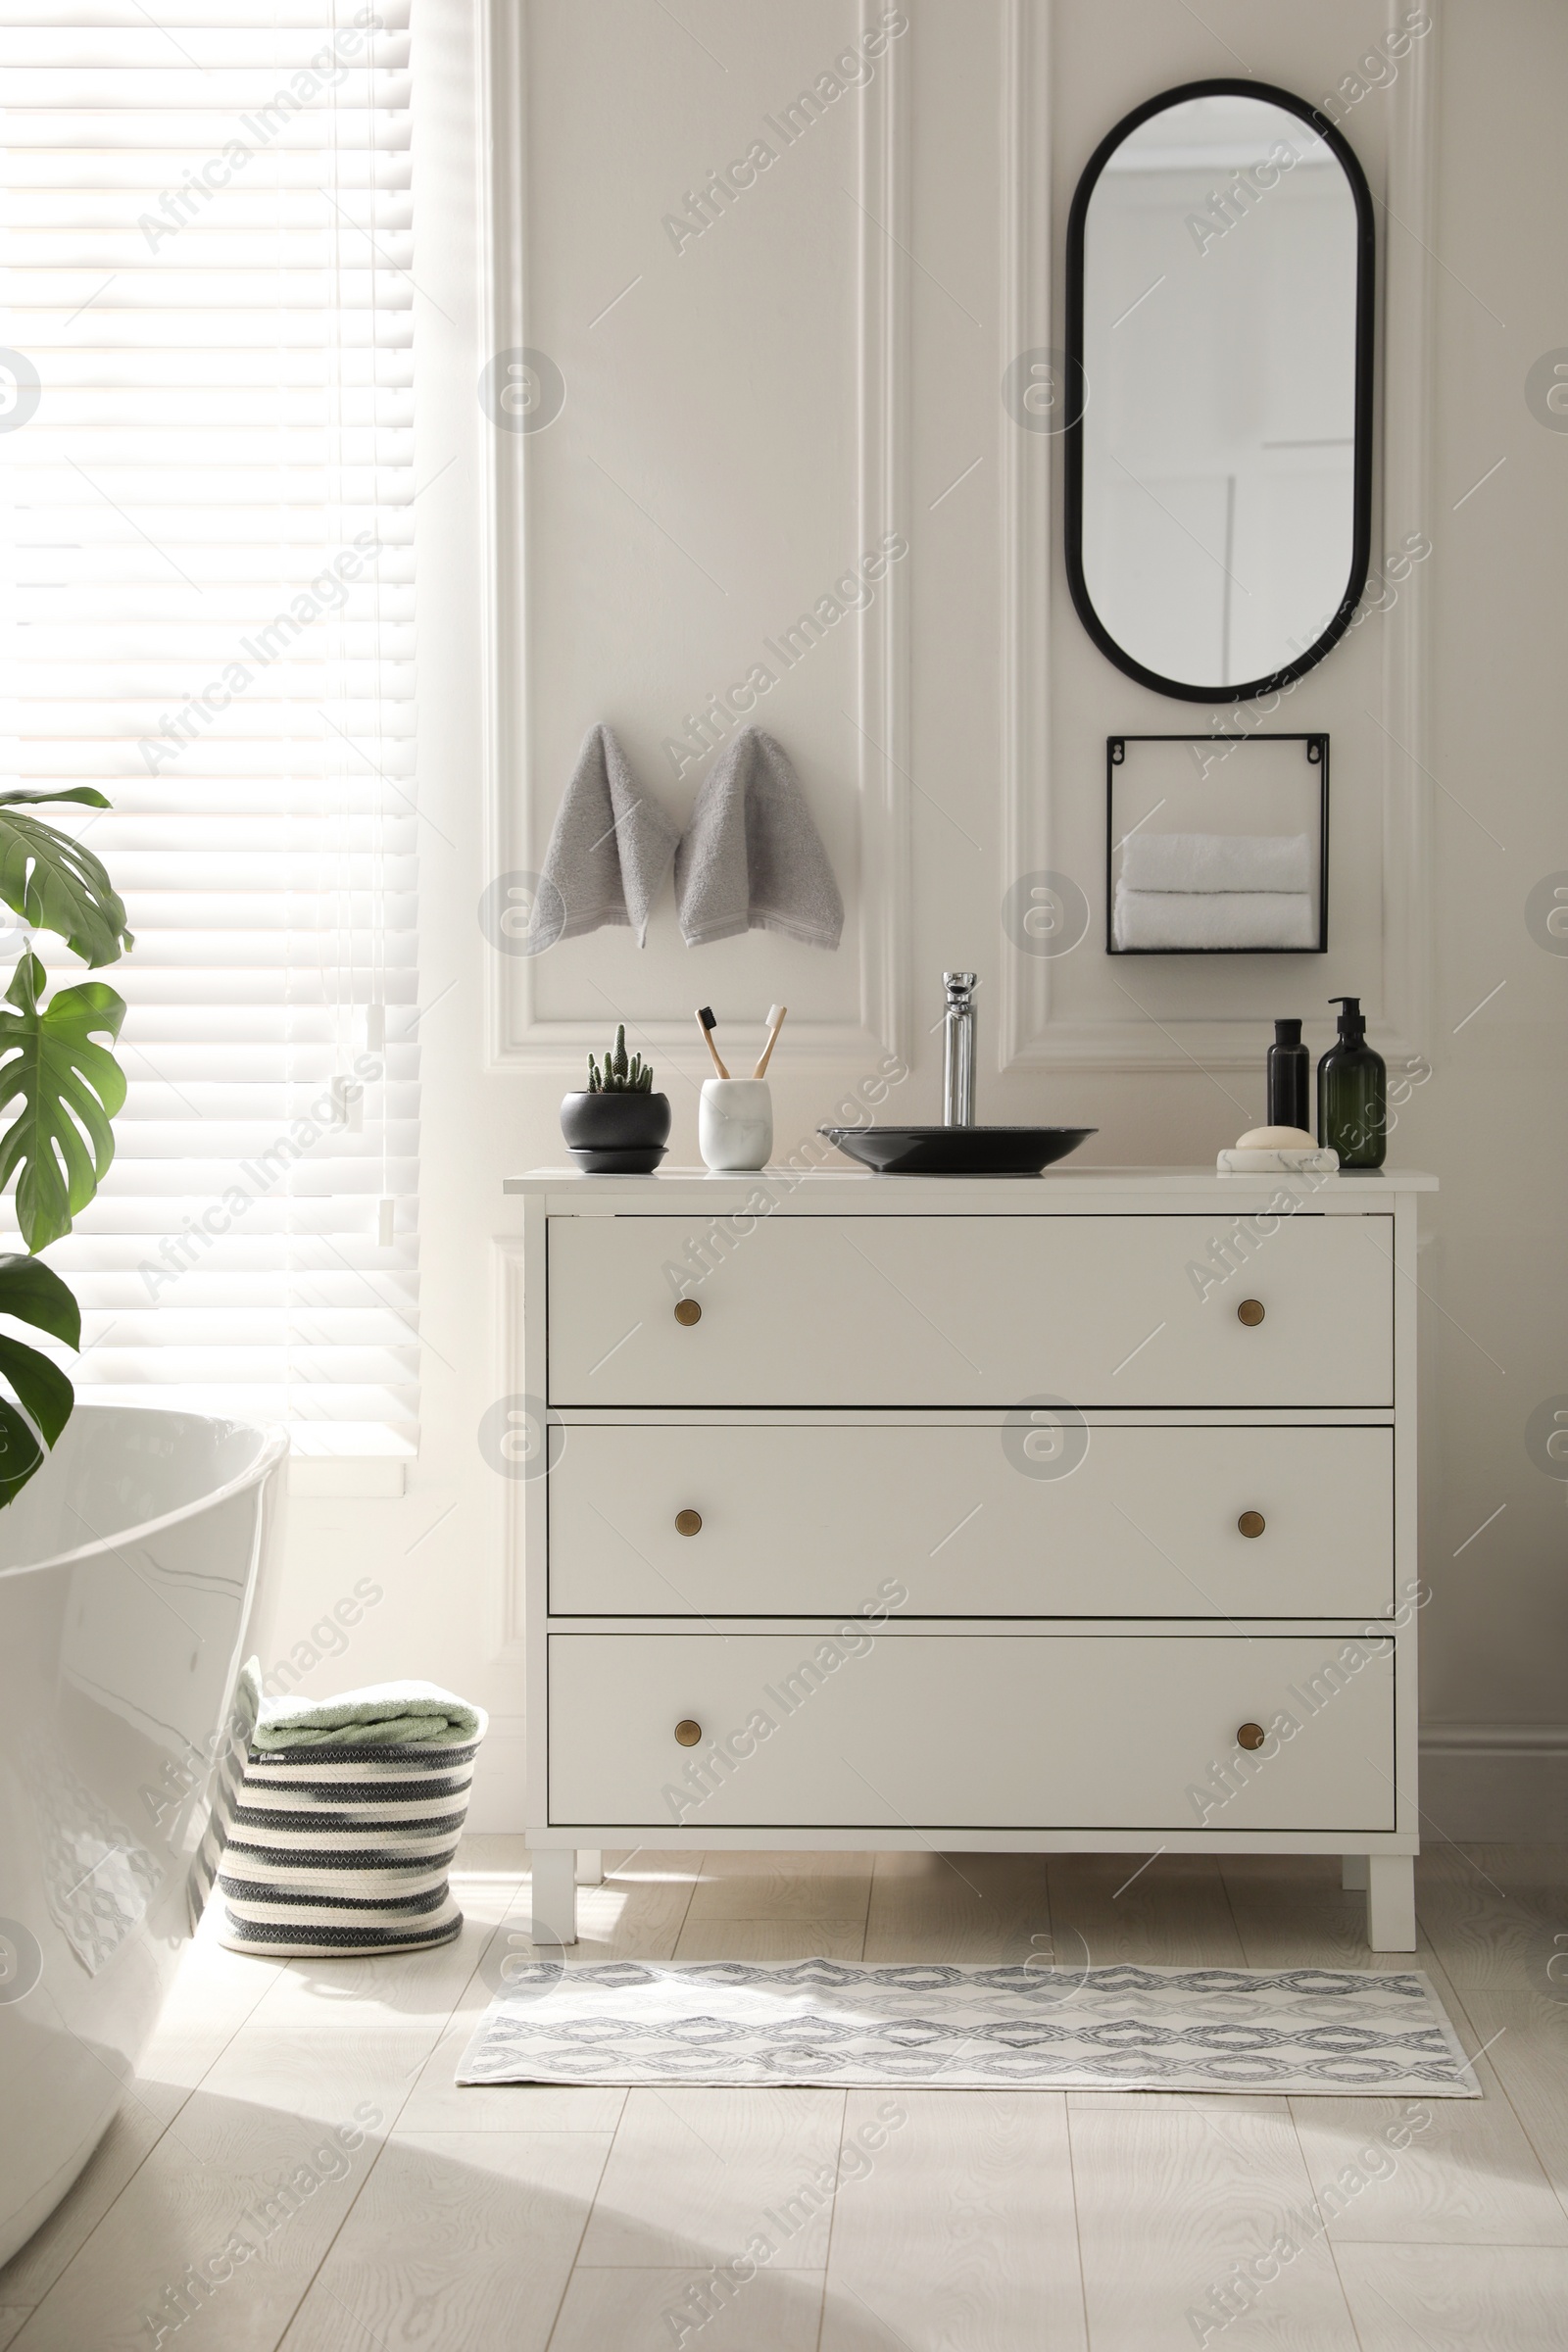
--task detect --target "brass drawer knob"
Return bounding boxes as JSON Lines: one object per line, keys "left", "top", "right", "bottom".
{"left": 1238, "top": 1511, "right": 1266, "bottom": 1539}
{"left": 1237, "top": 1298, "right": 1265, "bottom": 1327}
{"left": 674, "top": 1719, "right": 703, "bottom": 1747}
{"left": 1237, "top": 1721, "right": 1266, "bottom": 1751}
{"left": 673, "top": 1298, "right": 702, "bottom": 1326}
{"left": 674, "top": 1509, "right": 703, "bottom": 1538}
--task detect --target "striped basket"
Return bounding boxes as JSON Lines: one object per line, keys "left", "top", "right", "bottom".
{"left": 188, "top": 1656, "right": 263, "bottom": 1931}
{"left": 218, "top": 1731, "right": 482, "bottom": 1957}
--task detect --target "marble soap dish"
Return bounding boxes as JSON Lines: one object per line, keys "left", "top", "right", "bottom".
{"left": 1217, "top": 1124, "right": 1340, "bottom": 1175}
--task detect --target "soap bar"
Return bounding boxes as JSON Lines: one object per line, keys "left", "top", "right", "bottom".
{"left": 1235, "top": 1124, "right": 1317, "bottom": 1150}
{"left": 1218, "top": 1143, "right": 1340, "bottom": 1175}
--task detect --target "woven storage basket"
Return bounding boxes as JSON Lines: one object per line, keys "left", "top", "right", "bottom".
{"left": 218, "top": 1731, "right": 482, "bottom": 1957}
{"left": 188, "top": 1657, "right": 262, "bottom": 1931}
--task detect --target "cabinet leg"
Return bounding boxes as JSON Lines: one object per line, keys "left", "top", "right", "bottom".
{"left": 1342, "top": 1855, "right": 1369, "bottom": 1892}
{"left": 1367, "top": 1856, "right": 1416, "bottom": 1953}
{"left": 574, "top": 1850, "right": 604, "bottom": 1886}
{"left": 529, "top": 1846, "right": 577, "bottom": 1945}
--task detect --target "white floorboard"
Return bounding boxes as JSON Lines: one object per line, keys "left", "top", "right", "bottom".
{"left": 818, "top": 2089, "right": 1087, "bottom": 2352}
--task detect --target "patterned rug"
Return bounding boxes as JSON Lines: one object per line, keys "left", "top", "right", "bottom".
{"left": 457, "top": 1957, "right": 1481, "bottom": 2095}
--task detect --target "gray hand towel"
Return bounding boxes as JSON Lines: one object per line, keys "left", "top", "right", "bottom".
{"left": 526, "top": 723, "right": 680, "bottom": 951}
{"left": 675, "top": 727, "right": 844, "bottom": 950}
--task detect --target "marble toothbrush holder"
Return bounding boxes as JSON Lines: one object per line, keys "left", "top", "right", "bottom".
{"left": 699, "top": 1078, "right": 772, "bottom": 1172}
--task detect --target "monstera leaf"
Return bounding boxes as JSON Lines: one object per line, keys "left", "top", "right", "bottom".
{"left": 0, "top": 791, "right": 129, "bottom": 1511}
{"left": 0, "top": 786, "right": 133, "bottom": 969}
{"left": 0, "top": 953, "right": 127, "bottom": 1252}
{"left": 0, "top": 1250, "right": 78, "bottom": 1505}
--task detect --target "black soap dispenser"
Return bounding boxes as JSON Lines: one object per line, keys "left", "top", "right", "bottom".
{"left": 1317, "top": 997, "right": 1387, "bottom": 1168}
{"left": 1266, "top": 1019, "right": 1310, "bottom": 1131}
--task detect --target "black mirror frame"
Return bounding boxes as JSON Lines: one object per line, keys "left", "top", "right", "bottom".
{"left": 1063, "top": 77, "right": 1377, "bottom": 706}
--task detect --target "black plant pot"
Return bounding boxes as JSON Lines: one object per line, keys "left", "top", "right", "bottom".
{"left": 560, "top": 1089, "right": 671, "bottom": 1174}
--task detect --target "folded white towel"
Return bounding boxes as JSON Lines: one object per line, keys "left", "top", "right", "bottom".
{"left": 675, "top": 727, "right": 844, "bottom": 950}
{"left": 526, "top": 723, "right": 680, "bottom": 951}
{"left": 1113, "top": 889, "right": 1318, "bottom": 951}
{"left": 1119, "top": 831, "right": 1311, "bottom": 895}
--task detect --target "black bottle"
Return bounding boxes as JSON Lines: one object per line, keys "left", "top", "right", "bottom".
{"left": 1317, "top": 996, "right": 1387, "bottom": 1168}
{"left": 1266, "top": 1018, "right": 1310, "bottom": 1131}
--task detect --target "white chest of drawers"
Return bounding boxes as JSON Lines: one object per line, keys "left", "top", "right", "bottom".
{"left": 504, "top": 1165, "right": 1434, "bottom": 1950}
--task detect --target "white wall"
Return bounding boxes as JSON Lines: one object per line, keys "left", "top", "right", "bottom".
{"left": 252, "top": 0, "right": 1568, "bottom": 1838}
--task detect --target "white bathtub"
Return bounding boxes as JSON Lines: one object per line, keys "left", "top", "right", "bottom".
{"left": 0, "top": 1405, "right": 286, "bottom": 2267}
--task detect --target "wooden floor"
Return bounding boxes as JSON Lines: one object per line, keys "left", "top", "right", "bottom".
{"left": 4, "top": 1840, "right": 1567, "bottom": 2350}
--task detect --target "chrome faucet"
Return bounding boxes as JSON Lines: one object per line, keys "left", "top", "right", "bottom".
{"left": 942, "top": 971, "right": 977, "bottom": 1128}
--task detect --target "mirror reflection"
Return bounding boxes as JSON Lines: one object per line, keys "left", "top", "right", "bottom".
{"left": 1069, "top": 86, "right": 1371, "bottom": 698}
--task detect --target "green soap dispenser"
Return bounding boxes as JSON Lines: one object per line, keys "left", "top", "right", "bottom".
{"left": 1317, "top": 997, "right": 1387, "bottom": 1168}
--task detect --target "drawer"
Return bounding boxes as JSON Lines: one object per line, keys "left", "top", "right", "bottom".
{"left": 546, "top": 1213, "right": 1393, "bottom": 1407}
{"left": 548, "top": 1632, "right": 1396, "bottom": 1831}
{"left": 549, "top": 1425, "right": 1394, "bottom": 1619}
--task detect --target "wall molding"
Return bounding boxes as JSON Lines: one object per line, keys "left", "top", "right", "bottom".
{"left": 1374, "top": 0, "right": 1437, "bottom": 1072}
{"left": 1422, "top": 1724, "right": 1568, "bottom": 1756}
{"left": 479, "top": 0, "right": 910, "bottom": 1073}
{"left": 998, "top": 0, "right": 1054, "bottom": 1078}
{"left": 1421, "top": 1723, "right": 1568, "bottom": 1842}
{"left": 1000, "top": 0, "right": 1436, "bottom": 1074}
{"left": 491, "top": 1230, "right": 528, "bottom": 1662}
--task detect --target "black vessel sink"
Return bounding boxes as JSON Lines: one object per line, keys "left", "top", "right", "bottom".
{"left": 818, "top": 1125, "right": 1096, "bottom": 1176}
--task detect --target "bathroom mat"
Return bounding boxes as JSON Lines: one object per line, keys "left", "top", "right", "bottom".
{"left": 457, "top": 1957, "right": 1480, "bottom": 2096}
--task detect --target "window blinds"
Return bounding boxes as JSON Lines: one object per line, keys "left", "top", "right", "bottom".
{"left": 0, "top": 1, "right": 418, "bottom": 1458}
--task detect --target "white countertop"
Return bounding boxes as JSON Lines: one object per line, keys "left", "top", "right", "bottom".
{"left": 505, "top": 1164, "right": 1437, "bottom": 1202}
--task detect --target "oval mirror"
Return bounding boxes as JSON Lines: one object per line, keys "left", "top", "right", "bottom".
{"left": 1065, "top": 80, "right": 1374, "bottom": 701}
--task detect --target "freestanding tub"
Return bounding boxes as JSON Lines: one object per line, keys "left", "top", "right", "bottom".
{"left": 0, "top": 1405, "right": 285, "bottom": 2267}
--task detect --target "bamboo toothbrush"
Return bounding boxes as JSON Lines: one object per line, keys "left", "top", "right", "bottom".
{"left": 695, "top": 1005, "right": 729, "bottom": 1079}
{"left": 753, "top": 1003, "right": 787, "bottom": 1079}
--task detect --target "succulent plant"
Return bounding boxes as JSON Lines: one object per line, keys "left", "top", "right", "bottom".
{"left": 586, "top": 1023, "right": 654, "bottom": 1094}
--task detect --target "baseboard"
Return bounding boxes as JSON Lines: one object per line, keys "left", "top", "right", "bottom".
{"left": 1420, "top": 1725, "right": 1568, "bottom": 1842}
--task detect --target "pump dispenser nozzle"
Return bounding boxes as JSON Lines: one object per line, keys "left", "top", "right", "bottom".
{"left": 1328, "top": 996, "right": 1367, "bottom": 1042}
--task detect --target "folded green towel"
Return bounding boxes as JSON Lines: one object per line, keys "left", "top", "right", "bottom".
{"left": 254, "top": 1680, "right": 486, "bottom": 1752}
